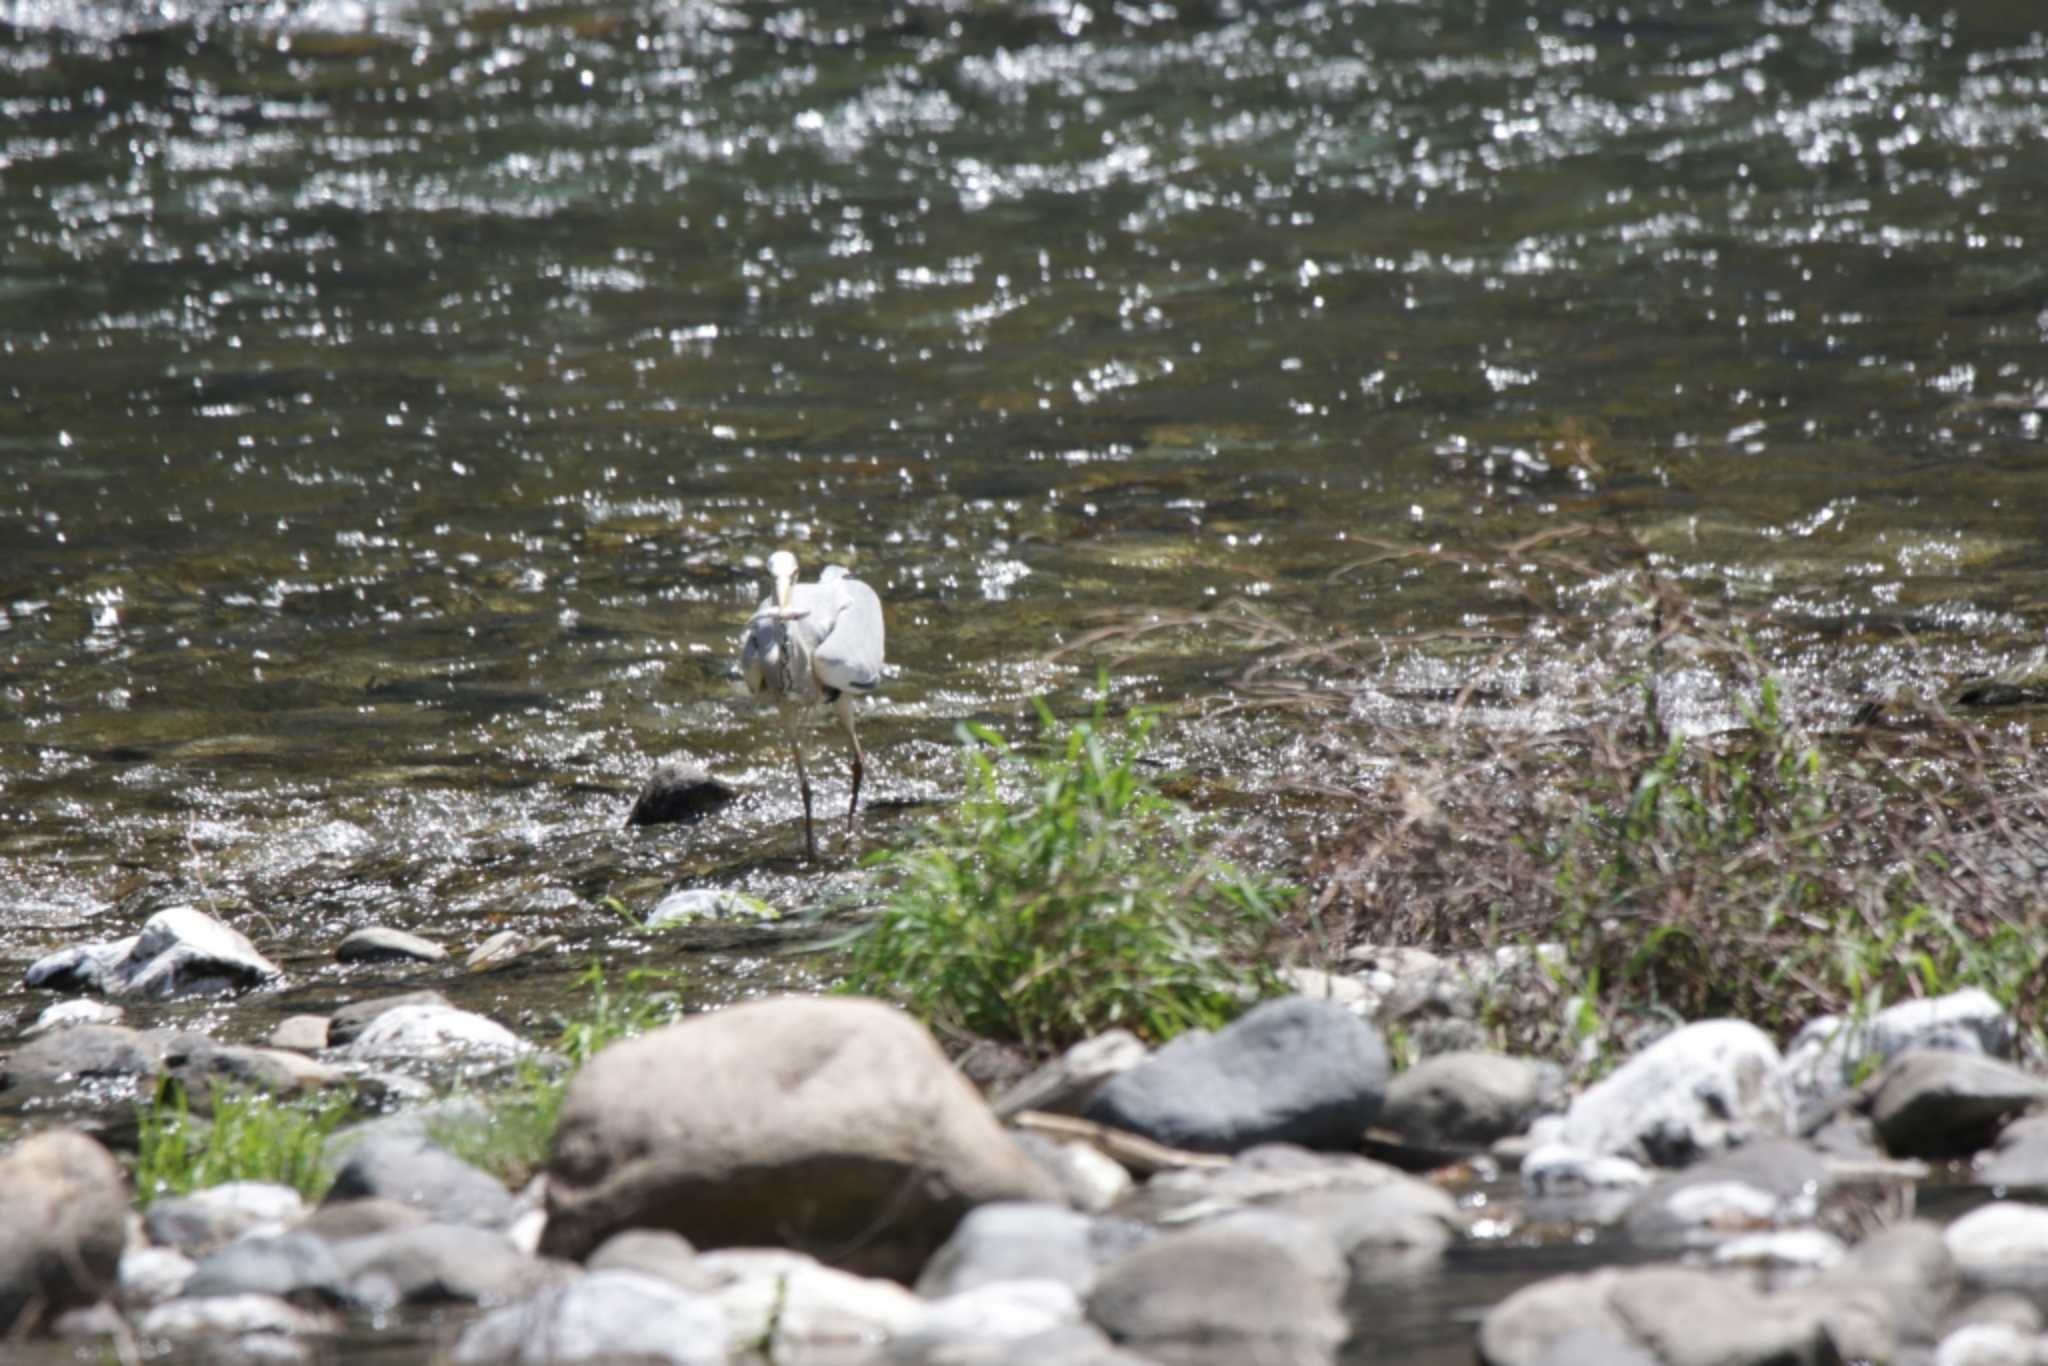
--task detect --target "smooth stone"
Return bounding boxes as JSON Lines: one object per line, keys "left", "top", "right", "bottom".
{"left": 626, "top": 757, "right": 738, "bottom": 828}
{"left": 327, "top": 991, "right": 452, "bottom": 1047}
{"left": 905, "top": 1279, "right": 1084, "bottom": 1346}
{"left": 323, "top": 1134, "right": 521, "bottom": 1229}
{"left": 0, "top": 1129, "right": 131, "bottom": 1334}
{"left": 993, "top": 1029, "right": 1149, "bottom": 1120}
{"left": 1010, "top": 1131, "right": 1135, "bottom": 1213}
{"left": 28, "top": 999, "right": 125, "bottom": 1031}
{"left": 586, "top": 1228, "right": 711, "bottom": 1293}
{"left": 165, "top": 1037, "right": 350, "bottom": 1098}
{"left": 1082, "top": 996, "right": 1389, "bottom": 1155}
{"left": 1558, "top": 1018, "right": 1793, "bottom": 1168}
{"left": 1477, "top": 1264, "right": 1840, "bottom": 1366}
{"left": 136, "top": 1292, "right": 337, "bottom": 1340}
{"left": 1087, "top": 1216, "right": 1348, "bottom": 1365}
{"left": 643, "top": 888, "right": 779, "bottom": 928}
{"left": 336, "top": 926, "right": 448, "bottom": 964}
{"left": 468, "top": 929, "right": 553, "bottom": 970}
{"left": 1977, "top": 1114, "right": 2048, "bottom": 1190}
{"left": 118, "top": 1244, "right": 197, "bottom": 1308}
{"left": 695, "top": 1247, "right": 924, "bottom": 1353}
{"left": 453, "top": 1269, "right": 728, "bottom": 1365}
{"left": 881, "top": 1321, "right": 1152, "bottom": 1366}
{"left": 541, "top": 995, "right": 1064, "bottom": 1278}
{"left": 1933, "top": 1322, "right": 2042, "bottom": 1366}
{"left": 1790, "top": 1220, "right": 1955, "bottom": 1360}
{"left": 292, "top": 1197, "right": 428, "bottom": 1244}
{"left": 0, "top": 1022, "right": 168, "bottom": 1091}
{"left": 267, "top": 1015, "right": 332, "bottom": 1051}
{"left": 1947, "top": 1203, "right": 2048, "bottom": 1290}
{"left": 1870, "top": 1051, "right": 2048, "bottom": 1159}
{"left": 330, "top": 1223, "right": 561, "bottom": 1309}
{"left": 338, "top": 1002, "right": 532, "bottom": 1066}
{"left": 916, "top": 1202, "right": 1120, "bottom": 1299}
{"left": 183, "top": 1231, "right": 345, "bottom": 1304}
{"left": 1377, "top": 1050, "right": 1566, "bottom": 1149}
{"left": 144, "top": 1181, "right": 308, "bottom": 1256}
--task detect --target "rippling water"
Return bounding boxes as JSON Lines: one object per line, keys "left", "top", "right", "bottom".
{"left": 3, "top": 0, "right": 2044, "bottom": 1234}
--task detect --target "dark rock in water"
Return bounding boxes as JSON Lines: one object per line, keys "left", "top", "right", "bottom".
{"left": 0, "top": 1130, "right": 130, "bottom": 1335}
{"left": 1870, "top": 1050, "right": 2048, "bottom": 1160}
{"left": 0, "top": 1022, "right": 168, "bottom": 1092}
{"left": 336, "top": 927, "right": 448, "bottom": 964}
{"left": 626, "top": 757, "right": 736, "bottom": 828}
{"left": 1083, "top": 996, "right": 1389, "bottom": 1155}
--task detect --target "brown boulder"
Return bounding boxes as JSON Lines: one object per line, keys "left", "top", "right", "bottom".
{"left": 0, "top": 1129, "right": 130, "bottom": 1334}
{"left": 541, "top": 996, "right": 1064, "bottom": 1279}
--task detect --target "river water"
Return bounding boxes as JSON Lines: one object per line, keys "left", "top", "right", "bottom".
{"left": 2, "top": 0, "right": 2044, "bottom": 1354}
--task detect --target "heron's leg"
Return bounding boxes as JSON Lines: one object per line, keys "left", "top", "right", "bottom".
{"left": 837, "top": 693, "right": 865, "bottom": 840}
{"left": 786, "top": 718, "right": 816, "bottom": 860}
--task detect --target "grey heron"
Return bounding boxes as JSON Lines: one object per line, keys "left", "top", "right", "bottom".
{"left": 738, "top": 550, "right": 885, "bottom": 858}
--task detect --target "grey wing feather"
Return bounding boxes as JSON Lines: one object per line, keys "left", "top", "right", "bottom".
{"left": 811, "top": 574, "right": 884, "bottom": 692}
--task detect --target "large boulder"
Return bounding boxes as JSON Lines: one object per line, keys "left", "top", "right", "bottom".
{"left": 23, "top": 906, "right": 282, "bottom": 1000}
{"left": 0, "top": 1130, "right": 131, "bottom": 1334}
{"left": 1558, "top": 1019, "right": 1793, "bottom": 1168}
{"left": 1082, "top": 997, "right": 1388, "bottom": 1154}
{"left": 540, "top": 996, "right": 1065, "bottom": 1278}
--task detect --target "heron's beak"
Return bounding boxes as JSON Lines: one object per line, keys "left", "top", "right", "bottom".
{"left": 773, "top": 575, "right": 793, "bottom": 612}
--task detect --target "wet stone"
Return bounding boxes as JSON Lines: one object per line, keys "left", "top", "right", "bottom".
{"left": 1869, "top": 1051, "right": 2048, "bottom": 1160}
{"left": 135, "top": 1291, "right": 338, "bottom": 1342}
{"left": 453, "top": 1269, "right": 728, "bottom": 1366}
{"left": 586, "top": 1228, "right": 711, "bottom": 1293}
{"left": 1082, "top": 996, "right": 1389, "bottom": 1156}
{"left": 144, "top": 1181, "right": 308, "bottom": 1257}
{"left": 337, "top": 1002, "right": 532, "bottom": 1067}
{"left": 1622, "top": 1138, "right": 1832, "bottom": 1251}
{"left": 23, "top": 906, "right": 284, "bottom": 1001}
{"left": 165, "top": 1036, "right": 350, "bottom": 1099}
{"left": 0, "top": 1022, "right": 167, "bottom": 1092}
{"left": 467, "top": 929, "right": 554, "bottom": 970}
{"left": 330, "top": 1222, "right": 561, "bottom": 1309}
{"left": 1976, "top": 1113, "right": 2048, "bottom": 1191}
{"left": 327, "top": 991, "right": 451, "bottom": 1047}
{"left": 183, "top": 1231, "right": 345, "bottom": 1305}
{"left": 28, "top": 999, "right": 124, "bottom": 1032}
{"left": 1377, "top": 1050, "right": 1566, "bottom": 1151}
{"left": 915, "top": 1201, "right": 1127, "bottom": 1299}
{"left": 644, "top": 887, "right": 779, "bottom": 928}
{"left": 626, "top": 756, "right": 738, "bottom": 828}
{"left": 323, "top": 1134, "right": 521, "bottom": 1230}
{"left": 268, "top": 1015, "right": 331, "bottom": 1051}
{"left": 336, "top": 926, "right": 448, "bottom": 964}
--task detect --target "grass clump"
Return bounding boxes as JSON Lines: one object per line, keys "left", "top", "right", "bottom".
{"left": 135, "top": 1080, "right": 356, "bottom": 1206}
{"left": 839, "top": 700, "right": 1292, "bottom": 1051}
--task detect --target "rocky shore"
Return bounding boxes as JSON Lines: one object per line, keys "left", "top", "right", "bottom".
{"left": 4, "top": 904, "right": 2046, "bottom": 1364}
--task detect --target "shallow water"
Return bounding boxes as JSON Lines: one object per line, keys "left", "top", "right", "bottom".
{"left": 3, "top": 0, "right": 2046, "bottom": 1352}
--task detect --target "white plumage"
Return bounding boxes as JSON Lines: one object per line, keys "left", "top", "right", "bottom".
{"left": 739, "top": 550, "right": 885, "bottom": 858}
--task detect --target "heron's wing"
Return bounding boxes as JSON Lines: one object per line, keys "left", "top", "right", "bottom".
{"left": 806, "top": 574, "right": 884, "bottom": 692}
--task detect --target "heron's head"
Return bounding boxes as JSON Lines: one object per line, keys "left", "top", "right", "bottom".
{"left": 768, "top": 550, "right": 799, "bottom": 611}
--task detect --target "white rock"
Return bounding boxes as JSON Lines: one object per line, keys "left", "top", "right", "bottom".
{"left": 452, "top": 1269, "right": 726, "bottom": 1365}
{"left": 1559, "top": 1019, "right": 1792, "bottom": 1166}
{"left": 1934, "top": 1321, "right": 2047, "bottom": 1366}
{"left": 29, "top": 999, "right": 124, "bottom": 1032}
{"left": 1520, "top": 1143, "right": 1652, "bottom": 1196}
{"left": 910, "top": 1279, "right": 1083, "bottom": 1342}
{"left": 1946, "top": 1203, "right": 2048, "bottom": 1287}
{"left": 340, "top": 1003, "right": 532, "bottom": 1064}
{"left": 696, "top": 1248, "right": 924, "bottom": 1352}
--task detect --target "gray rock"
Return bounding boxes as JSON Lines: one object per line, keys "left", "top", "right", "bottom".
{"left": 626, "top": 757, "right": 738, "bottom": 828}
{"left": 136, "top": 1291, "right": 337, "bottom": 1341}
{"left": 1083, "top": 997, "right": 1388, "bottom": 1155}
{"left": 183, "top": 1232, "right": 345, "bottom": 1304}
{"left": 898, "top": 1280, "right": 1084, "bottom": 1353}
{"left": 695, "top": 1247, "right": 923, "bottom": 1352}
{"left": 1871, "top": 1051, "right": 2048, "bottom": 1159}
{"left": 468, "top": 929, "right": 554, "bottom": 969}
{"left": 882, "top": 1321, "right": 1154, "bottom": 1366}
{"left": 1011, "top": 1130, "right": 1135, "bottom": 1213}
{"left": 540, "top": 995, "right": 1064, "bottom": 1279}
{"left": 1798, "top": 1219, "right": 1956, "bottom": 1358}
{"left": 993, "top": 1030, "right": 1150, "bottom": 1119}
{"left": 1786, "top": 988, "right": 2013, "bottom": 1112}
{"left": 24, "top": 906, "right": 283, "bottom": 1000}
{"left": 453, "top": 1268, "right": 728, "bottom": 1365}
{"left": 1947, "top": 1204, "right": 2048, "bottom": 1291}
{"left": 0, "top": 1022, "right": 167, "bottom": 1092}
{"left": 1623, "top": 1138, "right": 1831, "bottom": 1250}
{"left": 338, "top": 1002, "right": 532, "bottom": 1066}
{"left": 1087, "top": 1216, "right": 1348, "bottom": 1365}
{"left": 1558, "top": 1019, "right": 1793, "bottom": 1168}
{"left": 916, "top": 1202, "right": 1128, "bottom": 1299}
{"left": 267, "top": 1015, "right": 332, "bottom": 1051}
{"left": 1378, "top": 1051, "right": 1565, "bottom": 1149}
{"left": 0, "top": 1129, "right": 131, "bottom": 1334}
{"left": 1978, "top": 1114, "right": 2048, "bottom": 1190}
{"left": 144, "top": 1181, "right": 307, "bottom": 1256}
{"left": 117, "top": 1244, "right": 197, "bottom": 1308}
{"left": 164, "top": 1036, "right": 350, "bottom": 1099}
{"left": 330, "top": 1222, "right": 560, "bottom": 1309}
{"left": 586, "top": 1228, "right": 709, "bottom": 1292}
{"left": 28, "top": 999, "right": 124, "bottom": 1032}
{"left": 292, "top": 1197, "right": 427, "bottom": 1244}
{"left": 644, "top": 888, "right": 779, "bottom": 928}
{"left": 1478, "top": 1264, "right": 1841, "bottom": 1366}
{"left": 327, "top": 991, "right": 453, "bottom": 1046}
{"left": 323, "top": 1135, "right": 520, "bottom": 1229}
{"left": 336, "top": 927, "right": 448, "bottom": 964}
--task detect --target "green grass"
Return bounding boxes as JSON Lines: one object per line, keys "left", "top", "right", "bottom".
{"left": 134, "top": 1080, "right": 356, "bottom": 1206}
{"left": 838, "top": 700, "right": 1292, "bottom": 1051}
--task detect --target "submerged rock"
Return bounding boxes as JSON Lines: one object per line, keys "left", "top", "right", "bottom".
{"left": 540, "top": 995, "right": 1064, "bottom": 1276}
{"left": 23, "top": 906, "right": 284, "bottom": 1000}
{"left": 643, "top": 888, "right": 779, "bottom": 928}
{"left": 1082, "top": 996, "right": 1389, "bottom": 1155}
{"left": 626, "top": 757, "right": 738, "bottom": 828}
